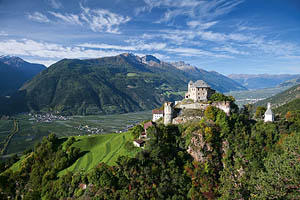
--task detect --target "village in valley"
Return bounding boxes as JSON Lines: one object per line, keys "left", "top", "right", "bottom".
{"left": 28, "top": 113, "right": 71, "bottom": 123}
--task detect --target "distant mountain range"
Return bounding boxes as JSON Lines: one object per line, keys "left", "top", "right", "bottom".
{"left": 0, "top": 56, "right": 46, "bottom": 96}
{"left": 228, "top": 74, "right": 300, "bottom": 90}
{"left": 0, "top": 53, "right": 246, "bottom": 115}
{"left": 255, "top": 84, "right": 300, "bottom": 108}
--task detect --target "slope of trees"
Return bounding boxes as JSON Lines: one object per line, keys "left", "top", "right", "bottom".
{"left": 1, "top": 103, "right": 299, "bottom": 199}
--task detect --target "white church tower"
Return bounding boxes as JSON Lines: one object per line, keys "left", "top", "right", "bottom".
{"left": 264, "top": 103, "right": 274, "bottom": 122}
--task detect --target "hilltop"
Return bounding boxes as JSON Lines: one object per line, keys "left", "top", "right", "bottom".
{"left": 1, "top": 53, "right": 245, "bottom": 115}
{"left": 0, "top": 56, "right": 46, "bottom": 96}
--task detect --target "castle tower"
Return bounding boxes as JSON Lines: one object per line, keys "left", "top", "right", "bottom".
{"left": 264, "top": 103, "right": 274, "bottom": 122}
{"left": 188, "top": 81, "right": 193, "bottom": 92}
{"left": 164, "top": 102, "right": 174, "bottom": 125}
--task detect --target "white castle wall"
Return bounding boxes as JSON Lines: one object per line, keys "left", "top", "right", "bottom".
{"left": 178, "top": 101, "right": 231, "bottom": 116}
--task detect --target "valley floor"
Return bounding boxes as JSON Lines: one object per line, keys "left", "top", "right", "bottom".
{"left": 0, "top": 110, "right": 151, "bottom": 159}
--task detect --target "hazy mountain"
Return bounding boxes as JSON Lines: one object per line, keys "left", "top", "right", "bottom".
{"left": 278, "top": 76, "right": 300, "bottom": 87}
{"left": 172, "top": 61, "right": 247, "bottom": 92}
{"left": 228, "top": 74, "right": 300, "bottom": 89}
{"left": 1, "top": 54, "right": 246, "bottom": 115}
{"left": 0, "top": 56, "right": 46, "bottom": 96}
{"left": 255, "top": 84, "right": 300, "bottom": 108}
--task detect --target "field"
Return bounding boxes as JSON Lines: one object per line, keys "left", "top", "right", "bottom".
{"left": 225, "top": 86, "right": 292, "bottom": 106}
{"left": 10, "top": 132, "right": 140, "bottom": 174}
{"left": 0, "top": 110, "right": 151, "bottom": 158}
{"left": 59, "top": 132, "right": 139, "bottom": 175}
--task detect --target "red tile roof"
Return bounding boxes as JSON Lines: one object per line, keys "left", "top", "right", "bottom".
{"left": 152, "top": 109, "right": 164, "bottom": 114}
{"left": 144, "top": 121, "right": 153, "bottom": 130}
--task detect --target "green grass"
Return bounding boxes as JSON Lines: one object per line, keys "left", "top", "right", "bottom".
{"left": 0, "top": 120, "right": 13, "bottom": 142}
{"left": 58, "top": 132, "right": 140, "bottom": 176}
{"left": 127, "top": 73, "right": 138, "bottom": 77}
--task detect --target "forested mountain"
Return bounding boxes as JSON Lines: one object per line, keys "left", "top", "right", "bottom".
{"left": 0, "top": 56, "right": 46, "bottom": 96}
{"left": 255, "top": 84, "right": 300, "bottom": 108}
{"left": 228, "top": 73, "right": 299, "bottom": 89}
{"left": 1, "top": 53, "right": 245, "bottom": 115}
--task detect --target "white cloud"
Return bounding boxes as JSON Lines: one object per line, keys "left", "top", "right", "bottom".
{"left": 46, "top": 0, "right": 63, "bottom": 9}
{"left": 27, "top": 12, "right": 50, "bottom": 23}
{"left": 49, "top": 11, "right": 82, "bottom": 25}
{"left": 0, "top": 31, "right": 8, "bottom": 36}
{"left": 79, "top": 5, "right": 131, "bottom": 33}
{"left": 166, "top": 47, "right": 232, "bottom": 58}
{"left": 25, "top": 58, "right": 58, "bottom": 67}
{"left": 45, "top": 4, "right": 130, "bottom": 33}
{"left": 0, "top": 39, "right": 125, "bottom": 60}
{"left": 138, "top": 0, "right": 243, "bottom": 24}
{"left": 213, "top": 46, "right": 249, "bottom": 55}
{"left": 49, "top": 0, "right": 62, "bottom": 9}
{"left": 78, "top": 43, "right": 136, "bottom": 51}
{"left": 78, "top": 41, "right": 167, "bottom": 51}
{"left": 187, "top": 21, "right": 218, "bottom": 29}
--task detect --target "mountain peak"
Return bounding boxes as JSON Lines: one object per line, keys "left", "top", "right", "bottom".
{"left": 119, "top": 52, "right": 136, "bottom": 57}
{"left": 141, "top": 55, "right": 161, "bottom": 64}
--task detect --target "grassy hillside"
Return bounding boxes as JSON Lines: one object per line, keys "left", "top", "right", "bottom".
{"left": 10, "top": 132, "right": 140, "bottom": 175}
{"left": 255, "top": 84, "right": 300, "bottom": 108}
{"left": 59, "top": 132, "right": 139, "bottom": 175}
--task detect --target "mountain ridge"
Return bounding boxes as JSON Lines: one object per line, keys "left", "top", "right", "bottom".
{"left": 1, "top": 54, "right": 246, "bottom": 115}
{"left": 0, "top": 56, "right": 46, "bottom": 96}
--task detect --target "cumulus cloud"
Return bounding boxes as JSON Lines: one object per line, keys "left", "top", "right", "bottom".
{"left": 27, "top": 12, "right": 50, "bottom": 23}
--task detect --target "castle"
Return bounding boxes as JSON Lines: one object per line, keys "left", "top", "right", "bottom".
{"left": 185, "top": 80, "right": 215, "bottom": 101}
{"left": 152, "top": 80, "right": 231, "bottom": 125}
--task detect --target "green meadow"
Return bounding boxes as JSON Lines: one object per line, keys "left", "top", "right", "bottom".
{"left": 10, "top": 132, "right": 140, "bottom": 175}
{"left": 59, "top": 132, "right": 139, "bottom": 175}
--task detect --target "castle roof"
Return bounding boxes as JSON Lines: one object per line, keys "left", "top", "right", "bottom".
{"left": 191, "top": 80, "right": 210, "bottom": 88}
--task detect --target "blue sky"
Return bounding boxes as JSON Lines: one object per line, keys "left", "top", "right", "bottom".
{"left": 0, "top": 0, "right": 300, "bottom": 75}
